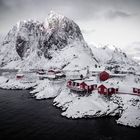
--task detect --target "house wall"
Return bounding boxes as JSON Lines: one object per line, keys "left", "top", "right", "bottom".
{"left": 67, "top": 81, "right": 72, "bottom": 86}
{"left": 108, "top": 88, "right": 115, "bottom": 94}
{"left": 99, "top": 71, "right": 110, "bottom": 81}
{"left": 80, "top": 82, "right": 87, "bottom": 89}
{"left": 98, "top": 85, "right": 107, "bottom": 94}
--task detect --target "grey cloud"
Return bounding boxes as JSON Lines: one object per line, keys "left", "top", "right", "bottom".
{"left": 132, "top": 42, "right": 140, "bottom": 51}
{"left": 81, "top": 29, "right": 96, "bottom": 34}
{"left": 0, "top": 0, "right": 140, "bottom": 33}
{"left": 105, "top": 10, "right": 132, "bottom": 19}
{"left": 125, "top": 42, "right": 140, "bottom": 58}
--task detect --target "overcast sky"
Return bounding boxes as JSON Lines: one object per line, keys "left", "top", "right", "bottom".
{"left": 0, "top": 0, "right": 140, "bottom": 57}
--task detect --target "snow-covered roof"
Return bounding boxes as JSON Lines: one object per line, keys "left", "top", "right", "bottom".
{"left": 84, "top": 76, "right": 97, "bottom": 81}
{"left": 110, "top": 74, "right": 127, "bottom": 77}
{"left": 89, "top": 66, "right": 105, "bottom": 72}
{"left": 100, "top": 78, "right": 120, "bottom": 89}
{"left": 119, "top": 84, "right": 133, "bottom": 93}
{"left": 102, "top": 82, "right": 119, "bottom": 89}
{"left": 55, "top": 73, "right": 64, "bottom": 76}
{"left": 73, "top": 79, "right": 97, "bottom": 85}
{"left": 85, "top": 81, "right": 97, "bottom": 85}
{"left": 74, "top": 80, "right": 84, "bottom": 83}
{"left": 16, "top": 73, "right": 24, "bottom": 76}
{"left": 39, "top": 74, "right": 56, "bottom": 78}
{"left": 119, "top": 83, "right": 140, "bottom": 91}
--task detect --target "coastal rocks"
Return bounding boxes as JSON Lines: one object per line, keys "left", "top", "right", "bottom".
{"left": 30, "top": 79, "right": 65, "bottom": 99}
{"left": 54, "top": 90, "right": 140, "bottom": 127}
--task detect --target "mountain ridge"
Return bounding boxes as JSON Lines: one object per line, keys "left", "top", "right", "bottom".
{"left": 0, "top": 11, "right": 139, "bottom": 71}
{"left": 0, "top": 11, "right": 97, "bottom": 70}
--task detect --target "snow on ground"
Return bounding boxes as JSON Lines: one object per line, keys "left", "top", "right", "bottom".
{"left": 54, "top": 88, "right": 140, "bottom": 127}
{"left": 54, "top": 90, "right": 119, "bottom": 118}
{"left": 0, "top": 75, "right": 37, "bottom": 90}
{"left": 30, "top": 79, "right": 66, "bottom": 99}
{"left": 0, "top": 71, "right": 139, "bottom": 128}
{"left": 116, "top": 94, "right": 140, "bottom": 127}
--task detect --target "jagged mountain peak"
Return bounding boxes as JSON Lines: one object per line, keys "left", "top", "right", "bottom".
{"left": 48, "top": 11, "right": 64, "bottom": 22}
{"left": 0, "top": 12, "right": 97, "bottom": 70}
{"left": 90, "top": 44, "right": 139, "bottom": 71}
{"left": 46, "top": 11, "right": 84, "bottom": 42}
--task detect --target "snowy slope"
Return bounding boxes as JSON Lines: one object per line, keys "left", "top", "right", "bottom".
{"left": 0, "top": 34, "right": 4, "bottom": 43}
{"left": 90, "top": 44, "right": 140, "bottom": 71}
{"left": 0, "top": 11, "right": 97, "bottom": 70}
{"left": 54, "top": 89, "right": 140, "bottom": 127}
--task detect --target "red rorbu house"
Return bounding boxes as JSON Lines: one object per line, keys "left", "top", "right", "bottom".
{"left": 133, "top": 87, "right": 140, "bottom": 94}
{"left": 47, "top": 69, "right": 65, "bottom": 79}
{"left": 67, "top": 79, "right": 97, "bottom": 93}
{"left": 98, "top": 83, "right": 119, "bottom": 95}
{"left": 16, "top": 74, "right": 24, "bottom": 79}
{"left": 48, "top": 69, "right": 62, "bottom": 75}
{"left": 99, "top": 71, "right": 110, "bottom": 81}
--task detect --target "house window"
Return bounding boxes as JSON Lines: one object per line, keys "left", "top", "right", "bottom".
{"left": 133, "top": 88, "right": 138, "bottom": 93}
{"left": 73, "top": 82, "right": 76, "bottom": 86}
{"left": 104, "top": 88, "right": 107, "bottom": 92}
{"left": 109, "top": 88, "right": 112, "bottom": 92}
{"left": 98, "top": 88, "right": 101, "bottom": 91}
{"left": 73, "top": 82, "right": 75, "bottom": 86}
{"left": 68, "top": 81, "right": 71, "bottom": 86}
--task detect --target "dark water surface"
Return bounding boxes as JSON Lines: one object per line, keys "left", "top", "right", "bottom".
{"left": 0, "top": 89, "right": 139, "bottom": 140}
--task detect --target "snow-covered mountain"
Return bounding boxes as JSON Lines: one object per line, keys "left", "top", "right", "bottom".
{"left": 90, "top": 44, "right": 139, "bottom": 71}
{"left": 0, "top": 11, "right": 97, "bottom": 70}
{"left": 0, "top": 11, "right": 139, "bottom": 71}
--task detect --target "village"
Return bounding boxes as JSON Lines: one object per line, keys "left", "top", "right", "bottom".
{"left": 7, "top": 64, "right": 140, "bottom": 97}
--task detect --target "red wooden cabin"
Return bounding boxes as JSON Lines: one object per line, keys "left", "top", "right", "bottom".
{"left": 67, "top": 80, "right": 97, "bottom": 93}
{"left": 48, "top": 69, "right": 55, "bottom": 73}
{"left": 99, "top": 71, "right": 110, "bottom": 81}
{"left": 98, "top": 84, "right": 118, "bottom": 95}
{"left": 133, "top": 88, "right": 140, "bottom": 94}
{"left": 85, "top": 81, "right": 97, "bottom": 92}
{"left": 16, "top": 74, "right": 24, "bottom": 79}
{"left": 133, "top": 88, "right": 138, "bottom": 93}
{"left": 79, "top": 82, "right": 87, "bottom": 90}
{"left": 67, "top": 80, "right": 72, "bottom": 86}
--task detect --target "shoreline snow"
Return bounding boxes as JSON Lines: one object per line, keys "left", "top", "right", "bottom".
{"left": 0, "top": 74, "right": 139, "bottom": 128}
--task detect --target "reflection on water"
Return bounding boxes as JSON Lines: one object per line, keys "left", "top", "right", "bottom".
{"left": 0, "top": 89, "right": 140, "bottom": 140}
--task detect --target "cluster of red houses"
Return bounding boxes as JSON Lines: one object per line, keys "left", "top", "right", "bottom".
{"left": 67, "top": 79, "right": 97, "bottom": 93}
{"left": 36, "top": 68, "right": 66, "bottom": 80}
{"left": 67, "top": 71, "right": 140, "bottom": 95}
{"left": 67, "top": 79, "right": 119, "bottom": 95}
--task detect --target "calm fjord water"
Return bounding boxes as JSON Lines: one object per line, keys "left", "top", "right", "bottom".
{"left": 0, "top": 89, "right": 139, "bottom": 140}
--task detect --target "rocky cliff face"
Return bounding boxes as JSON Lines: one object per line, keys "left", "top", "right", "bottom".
{"left": 0, "top": 11, "right": 97, "bottom": 70}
